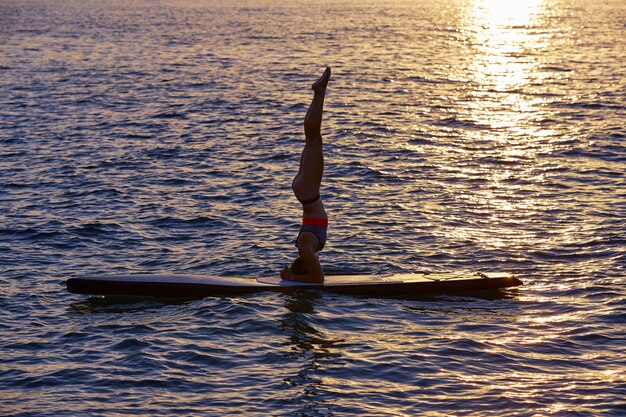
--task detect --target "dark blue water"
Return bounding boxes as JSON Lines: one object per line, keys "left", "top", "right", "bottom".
{"left": 1, "top": 0, "right": 624, "bottom": 415}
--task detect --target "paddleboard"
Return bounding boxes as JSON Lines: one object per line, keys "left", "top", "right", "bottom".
{"left": 66, "top": 271, "right": 522, "bottom": 298}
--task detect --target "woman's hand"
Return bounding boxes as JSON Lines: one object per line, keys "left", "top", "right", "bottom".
{"left": 280, "top": 265, "right": 295, "bottom": 281}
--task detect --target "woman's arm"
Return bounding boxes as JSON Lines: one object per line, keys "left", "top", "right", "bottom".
{"left": 296, "top": 234, "right": 324, "bottom": 283}
{"left": 296, "top": 248, "right": 323, "bottom": 282}
{"left": 280, "top": 254, "right": 323, "bottom": 283}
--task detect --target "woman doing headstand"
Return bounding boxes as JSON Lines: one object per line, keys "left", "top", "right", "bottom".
{"left": 280, "top": 67, "right": 331, "bottom": 283}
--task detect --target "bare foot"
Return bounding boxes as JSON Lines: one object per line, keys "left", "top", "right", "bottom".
{"left": 312, "top": 66, "right": 331, "bottom": 93}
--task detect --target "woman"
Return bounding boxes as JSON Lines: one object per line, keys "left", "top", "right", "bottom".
{"left": 280, "top": 67, "right": 331, "bottom": 283}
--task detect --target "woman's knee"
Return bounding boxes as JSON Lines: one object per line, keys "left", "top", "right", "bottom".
{"left": 304, "top": 135, "right": 323, "bottom": 148}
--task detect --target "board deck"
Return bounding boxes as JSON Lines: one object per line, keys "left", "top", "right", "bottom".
{"left": 66, "top": 272, "right": 522, "bottom": 298}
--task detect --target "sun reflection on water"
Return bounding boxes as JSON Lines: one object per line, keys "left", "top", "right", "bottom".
{"left": 431, "top": 0, "right": 569, "bottom": 252}
{"left": 460, "top": 0, "right": 553, "bottom": 138}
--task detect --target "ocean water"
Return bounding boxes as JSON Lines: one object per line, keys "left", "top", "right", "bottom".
{"left": 1, "top": 0, "right": 624, "bottom": 415}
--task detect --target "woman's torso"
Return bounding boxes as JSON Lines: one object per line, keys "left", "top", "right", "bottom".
{"left": 301, "top": 199, "right": 327, "bottom": 220}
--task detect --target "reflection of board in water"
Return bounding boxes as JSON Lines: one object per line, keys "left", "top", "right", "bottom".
{"left": 67, "top": 272, "right": 522, "bottom": 298}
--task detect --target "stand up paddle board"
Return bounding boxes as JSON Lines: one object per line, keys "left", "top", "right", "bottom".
{"left": 67, "top": 272, "right": 522, "bottom": 298}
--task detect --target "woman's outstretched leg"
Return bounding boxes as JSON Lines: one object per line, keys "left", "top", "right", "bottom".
{"left": 304, "top": 66, "right": 331, "bottom": 139}
{"left": 293, "top": 67, "right": 331, "bottom": 200}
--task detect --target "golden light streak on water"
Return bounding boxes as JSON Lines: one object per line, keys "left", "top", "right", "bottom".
{"left": 427, "top": 0, "right": 574, "bottom": 253}
{"left": 461, "top": 0, "right": 553, "bottom": 140}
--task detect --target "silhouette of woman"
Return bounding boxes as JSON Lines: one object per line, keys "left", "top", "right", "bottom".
{"left": 281, "top": 67, "right": 331, "bottom": 283}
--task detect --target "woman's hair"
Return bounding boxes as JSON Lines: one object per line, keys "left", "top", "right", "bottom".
{"left": 291, "top": 257, "right": 309, "bottom": 275}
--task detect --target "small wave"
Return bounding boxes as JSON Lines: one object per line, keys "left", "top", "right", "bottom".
{"left": 151, "top": 111, "right": 188, "bottom": 119}
{"left": 17, "top": 368, "right": 92, "bottom": 389}
{"left": 157, "top": 178, "right": 198, "bottom": 186}
{"left": 541, "top": 65, "right": 572, "bottom": 72}
{"left": 169, "top": 350, "right": 232, "bottom": 367}
{"left": 0, "top": 227, "right": 63, "bottom": 241}
{"left": 111, "top": 337, "right": 151, "bottom": 351}
{"left": 1, "top": 181, "right": 30, "bottom": 189}
{"left": 67, "top": 188, "right": 122, "bottom": 197}
{"left": 123, "top": 133, "right": 153, "bottom": 139}
{"left": 406, "top": 75, "right": 461, "bottom": 84}
{"left": 148, "top": 216, "right": 230, "bottom": 228}
{"left": 140, "top": 146, "right": 184, "bottom": 159}
{"left": 554, "top": 101, "right": 624, "bottom": 110}
{"left": 430, "top": 116, "right": 489, "bottom": 130}
{"left": 70, "top": 222, "right": 122, "bottom": 236}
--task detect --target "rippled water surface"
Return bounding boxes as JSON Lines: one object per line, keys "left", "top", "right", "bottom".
{"left": 1, "top": 0, "right": 625, "bottom": 415}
